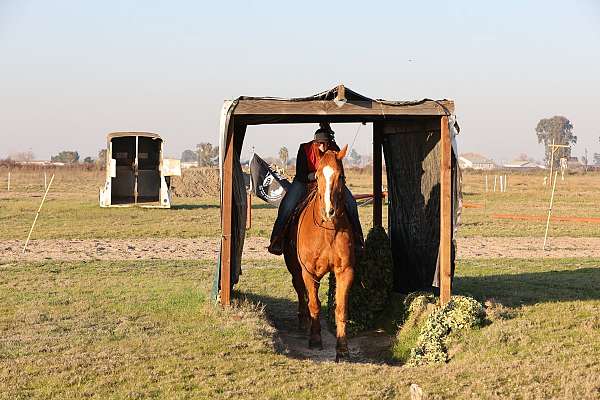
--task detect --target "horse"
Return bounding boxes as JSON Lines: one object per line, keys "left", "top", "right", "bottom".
{"left": 283, "top": 144, "right": 355, "bottom": 362}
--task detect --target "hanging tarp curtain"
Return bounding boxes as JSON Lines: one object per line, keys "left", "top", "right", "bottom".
{"left": 382, "top": 118, "right": 461, "bottom": 292}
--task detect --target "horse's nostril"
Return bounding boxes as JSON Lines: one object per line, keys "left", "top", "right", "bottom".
{"left": 328, "top": 209, "right": 335, "bottom": 217}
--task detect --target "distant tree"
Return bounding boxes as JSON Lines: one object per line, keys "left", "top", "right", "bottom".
{"left": 51, "top": 151, "right": 79, "bottom": 164}
{"left": 9, "top": 151, "right": 35, "bottom": 162}
{"left": 83, "top": 156, "right": 94, "bottom": 164}
{"left": 278, "top": 146, "right": 289, "bottom": 169}
{"left": 515, "top": 153, "right": 529, "bottom": 161}
{"left": 535, "top": 116, "right": 577, "bottom": 168}
{"left": 196, "top": 143, "right": 219, "bottom": 167}
{"left": 95, "top": 149, "right": 107, "bottom": 169}
{"left": 181, "top": 149, "right": 198, "bottom": 163}
{"left": 349, "top": 149, "right": 362, "bottom": 166}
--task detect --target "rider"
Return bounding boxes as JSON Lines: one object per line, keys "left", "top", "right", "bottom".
{"left": 267, "top": 124, "right": 365, "bottom": 255}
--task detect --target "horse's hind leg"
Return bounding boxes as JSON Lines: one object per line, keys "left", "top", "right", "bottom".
{"left": 301, "top": 270, "right": 322, "bottom": 350}
{"left": 334, "top": 266, "right": 354, "bottom": 362}
{"left": 284, "top": 253, "right": 309, "bottom": 331}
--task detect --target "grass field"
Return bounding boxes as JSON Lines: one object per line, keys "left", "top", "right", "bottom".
{"left": 0, "top": 169, "right": 598, "bottom": 239}
{"left": 2, "top": 258, "right": 599, "bottom": 399}
{"left": 1, "top": 167, "right": 599, "bottom": 399}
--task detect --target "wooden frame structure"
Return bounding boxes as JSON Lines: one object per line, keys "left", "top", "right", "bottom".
{"left": 217, "top": 85, "right": 456, "bottom": 306}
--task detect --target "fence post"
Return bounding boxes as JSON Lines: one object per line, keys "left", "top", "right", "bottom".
{"left": 485, "top": 175, "right": 488, "bottom": 193}
{"left": 7, "top": 172, "right": 10, "bottom": 191}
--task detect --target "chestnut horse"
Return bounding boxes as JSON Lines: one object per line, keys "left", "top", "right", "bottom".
{"left": 283, "top": 144, "right": 355, "bottom": 362}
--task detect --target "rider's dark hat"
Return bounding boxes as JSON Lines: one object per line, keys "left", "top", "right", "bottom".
{"left": 314, "top": 125, "right": 335, "bottom": 143}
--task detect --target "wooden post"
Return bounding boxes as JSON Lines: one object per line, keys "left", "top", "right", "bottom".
{"left": 246, "top": 192, "right": 252, "bottom": 230}
{"left": 372, "top": 123, "right": 383, "bottom": 227}
{"left": 220, "top": 122, "right": 235, "bottom": 306}
{"left": 440, "top": 116, "right": 452, "bottom": 305}
{"left": 543, "top": 170, "right": 559, "bottom": 250}
{"left": 7, "top": 172, "right": 10, "bottom": 191}
{"left": 485, "top": 175, "right": 488, "bottom": 193}
{"left": 548, "top": 138, "right": 555, "bottom": 189}
{"left": 44, "top": 172, "right": 47, "bottom": 191}
{"left": 493, "top": 175, "right": 497, "bottom": 192}
{"left": 23, "top": 174, "right": 55, "bottom": 253}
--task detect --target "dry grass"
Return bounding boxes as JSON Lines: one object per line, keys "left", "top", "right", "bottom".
{"left": 2, "top": 258, "right": 600, "bottom": 399}
{"left": 459, "top": 171, "right": 600, "bottom": 237}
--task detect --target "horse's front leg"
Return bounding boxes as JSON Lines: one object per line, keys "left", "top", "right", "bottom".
{"left": 334, "top": 266, "right": 354, "bottom": 362}
{"left": 301, "top": 269, "right": 322, "bottom": 349}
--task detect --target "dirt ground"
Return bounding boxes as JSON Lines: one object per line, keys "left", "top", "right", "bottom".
{"left": 2, "top": 236, "right": 600, "bottom": 262}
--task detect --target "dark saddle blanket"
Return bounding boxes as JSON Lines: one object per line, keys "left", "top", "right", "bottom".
{"left": 281, "top": 184, "right": 317, "bottom": 245}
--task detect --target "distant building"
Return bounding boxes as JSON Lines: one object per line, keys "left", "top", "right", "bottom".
{"left": 458, "top": 153, "right": 496, "bottom": 170}
{"left": 567, "top": 156, "right": 582, "bottom": 169}
{"left": 503, "top": 160, "right": 546, "bottom": 169}
{"left": 181, "top": 161, "right": 198, "bottom": 169}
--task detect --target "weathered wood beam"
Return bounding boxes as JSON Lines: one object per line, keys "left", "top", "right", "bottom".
{"left": 373, "top": 123, "right": 383, "bottom": 228}
{"left": 220, "top": 121, "right": 235, "bottom": 306}
{"left": 234, "top": 99, "right": 454, "bottom": 117}
{"left": 439, "top": 116, "right": 452, "bottom": 305}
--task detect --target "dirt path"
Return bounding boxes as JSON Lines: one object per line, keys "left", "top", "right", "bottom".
{"left": 262, "top": 300, "right": 393, "bottom": 364}
{"left": 2, "top": 236, "right": 600, "bottom": 262}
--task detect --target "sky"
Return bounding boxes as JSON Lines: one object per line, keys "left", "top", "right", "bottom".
{"left": 1, "top": 0, "right": 599, "bottom": 164}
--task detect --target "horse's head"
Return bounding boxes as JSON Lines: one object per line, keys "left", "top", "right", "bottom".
{"left": 316, "top": 144, "right": 348, "bottom": 222}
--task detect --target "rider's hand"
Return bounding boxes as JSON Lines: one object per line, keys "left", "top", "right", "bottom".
{"left": 308, "top": 172, "right": 316, "bottom": 181}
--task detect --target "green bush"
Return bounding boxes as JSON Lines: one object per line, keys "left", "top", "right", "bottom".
{"left": 327, "top": 226, "right": 393, "bottom": 334}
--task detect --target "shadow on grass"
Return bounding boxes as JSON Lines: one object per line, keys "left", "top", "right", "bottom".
{"left": 171, "top": 204, "right": 220, "bottom": 210}
{"left": 250, "top": 203, "right": 277, "bottom": 210}
{"left": 454, "top": 267, "right": 600, "bottom": 307}
{"left": 237, "top": 290, "right": 395, "bottom": 365}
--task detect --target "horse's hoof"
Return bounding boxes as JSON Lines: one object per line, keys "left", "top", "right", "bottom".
{"left": 335, "top": 350, "right": 350, "bottom": 363}
{"left": 308, "top": 338, "right": 323, "bottom": 350}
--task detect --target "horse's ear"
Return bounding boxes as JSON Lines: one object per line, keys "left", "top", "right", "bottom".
{"left": 337, "top": 144, "right": 348, "bottom": 160}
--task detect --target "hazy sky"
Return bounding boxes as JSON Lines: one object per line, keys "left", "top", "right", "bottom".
{"left": 1, "top": 0, "right": 599, "bottom": 163}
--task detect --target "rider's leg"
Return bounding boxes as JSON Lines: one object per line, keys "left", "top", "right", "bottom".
{"left": 343, "top": 186, "right": 364, "bottom": 248}
{"left": 268, "top": 180, "right": 306, "bottom": 254}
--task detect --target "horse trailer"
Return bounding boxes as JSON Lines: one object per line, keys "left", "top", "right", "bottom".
{"left": 99, "top": 132, "right": 181, "bottom": 208}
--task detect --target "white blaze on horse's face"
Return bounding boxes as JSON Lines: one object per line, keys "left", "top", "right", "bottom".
{"left": 323, "top": 165, "right": 334, "bottom": 220}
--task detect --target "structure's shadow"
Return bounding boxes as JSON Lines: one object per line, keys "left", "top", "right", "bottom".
{"left": 454, "top": 267, "right": 600, "bottom": 307}
{"left": 236, "top": 266, "right": 600, "bottom": 364}
{"left": 171, "top": 204, "right": 220, "bottom": 210}
{"left": 250, "top": 203, "right": 277, "bottom": 210}
{"left": 238, "top": 291, "right": 394, "bottom": 365}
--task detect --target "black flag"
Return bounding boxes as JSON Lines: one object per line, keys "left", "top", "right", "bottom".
{"left": 250, "top": 154, "right": 290, "bottom": 207}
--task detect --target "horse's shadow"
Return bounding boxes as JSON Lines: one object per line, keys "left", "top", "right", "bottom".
{"left": 238, "top": 290, "right": 394, "bottom": 365}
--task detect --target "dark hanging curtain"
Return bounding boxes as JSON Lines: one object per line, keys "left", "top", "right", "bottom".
{"left": 382, "top": 123, "right": 456, "bottom": 293}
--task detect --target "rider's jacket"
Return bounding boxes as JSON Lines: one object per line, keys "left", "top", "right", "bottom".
{"left": 294, "top": 140, "right": 340, "bottom": 183}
